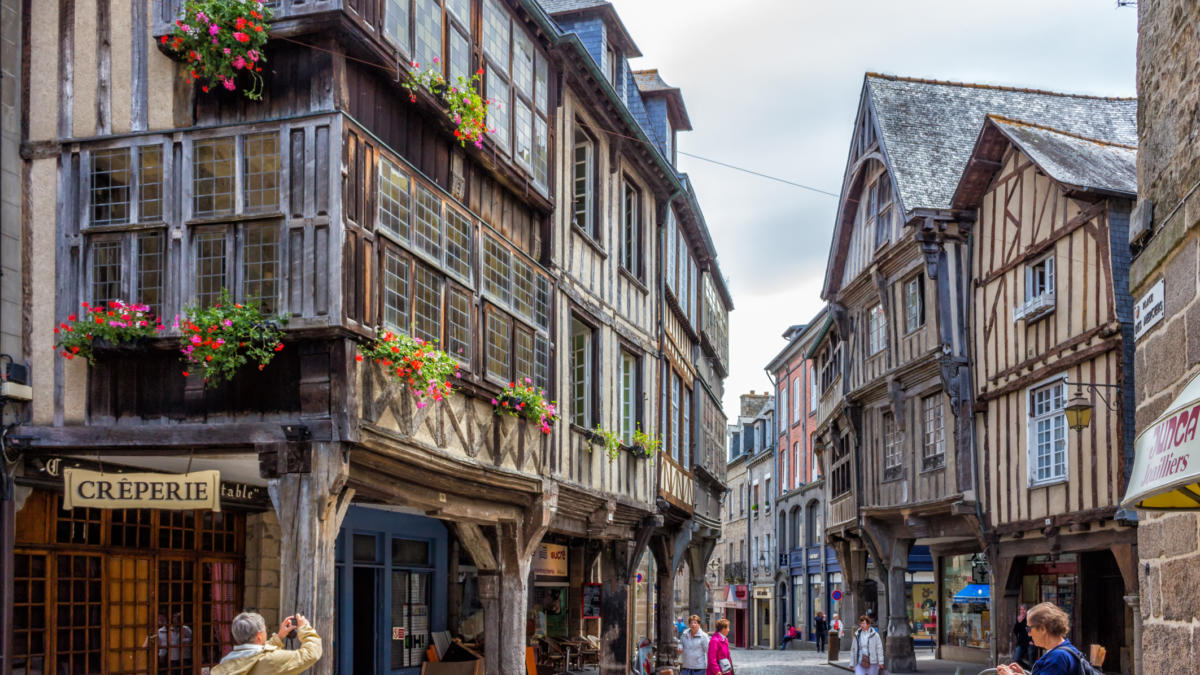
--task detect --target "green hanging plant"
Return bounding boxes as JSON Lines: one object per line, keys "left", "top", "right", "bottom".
{"left": 590, "top": 427, "right": 623, "bottom": 461}
{"left": 631, "top": 425, "right": 662, "bottom": 459}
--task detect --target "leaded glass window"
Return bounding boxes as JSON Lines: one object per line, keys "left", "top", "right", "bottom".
{"left": 90, "top": 240, "right": 123, "bottom": 306}
{"left": 242, "top": 223, "right": 279, "bottom": 312}
{"left": 139, "top": 146, "right": 163, "bottom": 222}
{"left": 446, "top": 284, "right": 471, "bottom": 364}
{"left": 379, "top": 158, "right": 412, "bottom": 242}
{"left": 91, "top": 149, "right": 131, "bottom": 226}
{"left": 412, "top": 184, "right": 442, "bottom": 261}
{"left": 193, "top": 138, "right": 236, "bottom": 217}
{"left": 486, "top": 309, "right": 512, "bottom": 381}
{"left": 412, "top": 263, "right": 443, "bottom": 344}
{"left": 383, "top": 248, "right": 410, "bottom": 333}
{"left": 194, "top": 229, "right": 228, "bottom": 306}
{"left": 243, "top": 133, "right": 279, "bottom": 213}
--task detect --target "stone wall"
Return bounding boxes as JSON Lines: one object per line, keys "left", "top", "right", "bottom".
{"left": 0, "top": 0, "right": 21, "bottom": 361}
{"left": 243, "top": 510, "right": 283, "bottom": 631}
{"left": 1134, "top": 0, "right": 1200, "bottom": 669}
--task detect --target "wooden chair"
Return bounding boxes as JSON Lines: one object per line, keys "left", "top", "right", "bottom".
{"left": 536, "top": 638, "right": 566, "bottom": 674}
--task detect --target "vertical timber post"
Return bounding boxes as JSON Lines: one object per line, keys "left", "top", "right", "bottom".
{"left": 601, "top": 540, "right": 632, "bottom": 675}
{"left": 267, "top": 442, "right": 353, "bottom": 675}
{"left": 884, "top": 537, "right": 915, "bottom": 672}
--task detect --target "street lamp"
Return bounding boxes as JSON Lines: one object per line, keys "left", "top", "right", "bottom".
{"left": 1063, "top": 381, "right": 1122, "bottom": 432}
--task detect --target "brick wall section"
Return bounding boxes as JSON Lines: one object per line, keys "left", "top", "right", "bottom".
{"left": 243, "top": 511, "right": 283, "bottom": 631}
{"left": 1134, "top": 0, "right": 1200, "bottom": 669}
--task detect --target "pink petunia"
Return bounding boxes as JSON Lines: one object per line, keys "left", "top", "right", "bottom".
{"left": 223, "top": 319, "right": 233, "bottom": 327}
{"left": 232, "top": 56, "right": 246, "bottom": 69}
{"left": 209, "top": 24, "right": 219, "bottom": 36}
{"left": 191, "top": 335, "right": 203, "bottom": 345}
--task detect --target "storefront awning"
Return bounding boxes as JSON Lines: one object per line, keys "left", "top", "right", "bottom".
{"left": 1123, "top": 372, "right": 1200, "bottom": 510}
{"left": 952, "top": 584, "right": 989, "bottom": 604}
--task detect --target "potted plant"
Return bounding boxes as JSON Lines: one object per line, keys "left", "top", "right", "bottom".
{"left": 355, "top": 328, "right": 459, "bottom": 405}
{"left": 177, "top": 289, "right": 288, "bottom": 387}
{"left": 402, "top": 57, "right": 492, "bottom": 148}
{"left": 54, "top": 301, "right": 166, "bottom": 363}
{"left": 751, "top": 503, "right": 759, "bottom": 512}
{"left": 491, "top": 378, "right": 557, "bottom": 434}
{"left": 630, "top": 425, "right": 662, "bottom": 459}
{"left": 163, "top": 0, "right": 272, "bottom": 99}
{"left": 590, "top": 427, "right": 623, "bottom": 461}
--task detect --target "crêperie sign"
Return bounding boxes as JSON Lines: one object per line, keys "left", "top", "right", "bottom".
{"left": 62, "top": 468, "right": 222, "bottom": 511}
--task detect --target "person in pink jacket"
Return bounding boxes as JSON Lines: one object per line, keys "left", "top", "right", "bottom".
{"left": 707, "top": 618, "right": 733, "bottom": 675}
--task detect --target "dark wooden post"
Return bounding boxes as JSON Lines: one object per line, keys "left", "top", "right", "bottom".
{"left": 653, "top": 540, "right": 677, "bottom": 671}
{"left": 267, "top": 442, "right": 353, "bottom": 675}
{"left": 600, "top": 540, "right": 632, "bottom": 675}
{"left": 686, "top": 537, "right": 716, "bottom": 623}
{"left": 0, "top": 468, "right": 15, "bottom": 675}
{"left": 476, "top": 572, "right": 502, "bottom": 675}
{"left": 883, "top": 537, "right": 915, "bottom": 672}
{"left": 497, "top": 521, "right": 534, "bottom": 675}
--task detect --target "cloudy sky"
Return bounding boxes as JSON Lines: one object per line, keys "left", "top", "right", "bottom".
{"left": 609, "top": 0, "right": 1139, "bottom": 416}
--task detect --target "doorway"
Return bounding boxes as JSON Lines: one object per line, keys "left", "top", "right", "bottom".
{"left": 352, "top": 567, "right": 379, "bottom": 672}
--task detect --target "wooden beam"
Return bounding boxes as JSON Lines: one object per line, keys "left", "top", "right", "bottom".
{"left": 349, "top": 467, "right": 523, "bottom": 525}
{"left": 454, "top": 523, "right": 498, "bottom": 571}
{"left": 20, "top": 421, "right": 334, "bottom": 449}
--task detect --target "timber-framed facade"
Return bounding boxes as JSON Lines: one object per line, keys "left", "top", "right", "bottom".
{"left": 2, "top": 1, "right": 732, "bottom": 674}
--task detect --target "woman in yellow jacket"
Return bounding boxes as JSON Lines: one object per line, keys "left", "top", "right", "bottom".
{"left": 211, "top": 612, "right": 322, "bottom": 675}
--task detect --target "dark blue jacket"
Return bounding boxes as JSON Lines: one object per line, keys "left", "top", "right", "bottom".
{"left": 1033, "top": 639, "right": 1080, "bottom": 675}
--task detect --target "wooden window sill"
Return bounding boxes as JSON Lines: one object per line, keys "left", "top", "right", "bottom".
{"left": 571, "top": 225, "right": 607, "bottom": 258}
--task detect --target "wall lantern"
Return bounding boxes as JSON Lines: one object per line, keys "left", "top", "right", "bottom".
{"left": 1063, "top": 381, "right": 1122, "bottom": 432}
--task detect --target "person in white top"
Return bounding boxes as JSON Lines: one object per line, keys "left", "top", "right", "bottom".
{"left": 851, "top": 615, "right": 884, "bottom": 675}
{"left": 678, "top": 615, "right": 710, "bottom": 675}
{"left": 831, "top": 614, "right": 843, "bottom": 638}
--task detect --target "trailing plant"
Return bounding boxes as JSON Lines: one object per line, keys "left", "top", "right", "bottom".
{"left": 164, "top": 0, "right": 272, "bottom": 100}
{"left": 177, "top": 289, "right": 288, "bottom": 387}
{"left": 590, "top": 427, "right": 623, "bottom": 461}
{"left": 751, "top": 503, "right": 759, "bottom": 512}
{"left": 631, "top": 425, "right": 662, "bottom": 458}
{"left": 355, "top": 328, "right": 459, "bottom": 405}
{"left": 402, "top": 58, "right": 492, "bottom": 149}
{"left": 54, "top": 301, "right": 166, "bottom": 363}
{"left": 492, "top": 377, "right": 558, "bottom": 434}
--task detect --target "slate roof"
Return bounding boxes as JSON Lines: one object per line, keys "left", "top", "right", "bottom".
{"left": 991, "top": 116, "right": 1137, "bottom": 196}
{"left": 865, "top": 74, "right": 1137, "bottom": 213}
{"left": 537, "top": 0, "right": 609, "bottom": 13}
{"left": 632, "top": 69, "right": 672, "bottom": 92}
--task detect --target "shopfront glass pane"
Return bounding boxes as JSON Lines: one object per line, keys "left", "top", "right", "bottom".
{"left": 942, "top": 554, "right": 991, "bottom": 650}
{"left": 392, "top": 538, "right": 431, "bottom": 566}
{"left": 391, "top": 571, "right": 432, "bottom": 668}
{"left": 908, "top": 571, "right": 936, "bottom": 642}
{"left": 354, "top": 534, "right": 378, "bottom": 563}
{"left": 809, "top": 573, "right": 823, "bottom": 632}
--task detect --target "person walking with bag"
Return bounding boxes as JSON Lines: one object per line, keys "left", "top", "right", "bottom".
{"left": 1012, "top": 604, "right": 1033, "bottom": 669}
{"left": 707, "top": 618, "right": 734, "bottom": 675}
{"left": 997, "top": 602, "right": 1096, "bottom": 675}
{"left": 814, "top": 612, "right": 828, "bottom": 653}
{"left": 850, "top": 615, "right": 884, "bottom": 675}
{"left": 680, "top": 615, "right": 710, "bottom": 675}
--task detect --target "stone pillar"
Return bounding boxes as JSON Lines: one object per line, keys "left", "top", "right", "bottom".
{"left": 1124, "top": 594, "right": 1142, "bottom": 675}
{"left": 653, "top": 539, "right": 679, "bottom": 670}
{"left": 884, "top": 538, "right": 916, "bottom": 673}
{"left": 477, "top": 572, "right": 502, "bottom": 675}
{"left": 601, "top": 540, "right": 632, "bottom": 675}
{"left": 267, "top": 442, "right": 353, "bottom": 675}
{"left": 497, "top": 521, "right": 534, "bottom": 675}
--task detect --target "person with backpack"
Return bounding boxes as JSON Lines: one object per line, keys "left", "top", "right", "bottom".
{"left": 996, "top": 602, "right": 1100, "bottom": 675}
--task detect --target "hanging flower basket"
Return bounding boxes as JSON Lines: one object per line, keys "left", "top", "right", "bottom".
{"left": 631, "top": 426, "right": 661, "bottom": 459}
{"left": 590, "top": 427, "right": 623, "bottom": 461}
{"left": 355, "top": 328, "right": 459, "bottom": 406}
{"left": 491, "top": 378, "right": 557, "bottom": 434}
{"left": 54, "top": 301, "right": 166, "bottom": 363}
{"left": 402, "top": 58, "right": 493, "bottom": 149}
{"left": 177, "top": 289, "right": 288, "bottom": 387}
{"left": 163, "top": 0, "right": 272, "bottom": 100}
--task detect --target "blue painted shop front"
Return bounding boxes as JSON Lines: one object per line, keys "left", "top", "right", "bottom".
{"left": 334, "top": 506, "right": 449, "bottom": 674}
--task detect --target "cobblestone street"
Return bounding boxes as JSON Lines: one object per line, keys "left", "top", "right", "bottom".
{"left": 723, "top": 648, "right": 841, "bottom": 674}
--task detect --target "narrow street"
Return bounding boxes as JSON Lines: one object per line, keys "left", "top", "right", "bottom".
{"left": 725, "top": 648, "right": 840, "bottom": 674}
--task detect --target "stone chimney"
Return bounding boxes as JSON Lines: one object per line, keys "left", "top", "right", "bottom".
{"left": 739, "top": 390, "right": 770, "bottom": 418}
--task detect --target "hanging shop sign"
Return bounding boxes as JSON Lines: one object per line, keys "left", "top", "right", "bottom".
{"left": 533, "top": 543, "right": 568, "bottom": 577}
{"left": 1123, "top": 370, "right": 1200, "bottom": 510}
{"left": 62, "top": 468, "right": 222, "bottom": 511}
{"left": 752, "top": 586, "right": 772, "bottom": 599}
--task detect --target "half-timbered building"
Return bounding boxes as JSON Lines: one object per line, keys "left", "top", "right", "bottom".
{"left": 3, "top": 1, "right": 731, "bottom": 674}
{"left": 955, "top": 113, "right": 1138, "bottom": 672}
{"left": 816, "top": 74, "right": 1137, "bottom": 670}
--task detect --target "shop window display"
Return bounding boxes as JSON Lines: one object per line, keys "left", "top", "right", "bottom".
{"left": 942, "top": 554, "right": 991, "bottom": 650}
{"left": 906, "top": 571, "right": 937, "bottom": 643}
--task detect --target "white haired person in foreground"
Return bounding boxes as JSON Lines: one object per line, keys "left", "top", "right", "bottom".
{"left": 211, "top": 612, "right": 322, "bottom": 675}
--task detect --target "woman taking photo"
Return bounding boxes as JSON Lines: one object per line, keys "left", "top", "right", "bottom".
{"left": 707, "top": 618, "right": 733, "bottom": 675}
{"left": 997, "top": 602, "right": 1085, "bottom": 675}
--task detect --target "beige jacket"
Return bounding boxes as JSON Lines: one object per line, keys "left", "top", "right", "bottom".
{"left": 210, "top": 625, "right": 322, "bottom": 675}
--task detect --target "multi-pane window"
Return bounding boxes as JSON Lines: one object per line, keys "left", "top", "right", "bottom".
{"left": 193, "top": 229, "right": 227, "bottom": 307}
{"left": 482, "top": 235, "right": 512, "bottom": 305}
{"left": 482, "top": 0, "right": 509, "bottom": 70}
{"left": 412, "top": 263, "right": 443, "bottom": 344}
{"left": 443, "top": 207, "right": 473, "bottom": 283}
{"left": 414, "top": 0, "right": 442, "bottom": 71}
{"left": 193, "top": 138, "right": 236, "bottom": 217}
{"left": 922, "top": 394, "right": 945, "bottom": 466}
{"left": 683, "top": 386, "right": 692, "bottom": 467}
{"left": 486, "top": 309, "right": 512, "bottom": 381}
{"left": 665, "top": 210, "right": 678, "bottom": 293}
{"left": 137, "top": 232, "right": 166, "bottom": 310}
{"left": 621, "top": 177, "right": 641, "bottom": 276}
{"left": 383, "top": 248, "right": 411, "bottom": 333}
{"left": 385, "top": 0, "right": 471, "bottom": 85}
{"left": 671, "top": 373, "right": 682, "bottom": 462}
{"left": 513, "top": 326, "right": 535, "bottom": 383}
{"left": 486, "top": 65, "right": 511, "bottom": 151}
{"left": 570, "top": 316, "right": 594, "bottom": 427}
{"left": 445, "top": 285, "right": 472, "bottom": 363}
{"left": 621, "top": 350, "right": 638, "bottom": 442}
{"left": 872, "top": 175, "right": 894, "bottom": 248}
{"left": 905, "top": 273, "right": 925, "bottom": 333}
{"left": 241, "top": 223, "right": 280, "bottom": 312}
{"left": 91, "top": 149, "right": 132, "bottom": 226}
{"left": 883, "top": 412, "right": 902, "bottom": 470}
{"left": 793, "top": 376, "right": 802, "bottom": 423}
{"left": 243, "top": 132, "right": 279, "bottom": 213}
{"left": 1029, "top": 379, "right": 1067, "bottom": 484}
{"left": 1026, "top": 255, "right": 1056, "bottom": 300}
{"left": 819, "top": 333, "right": 841, "bottom": 393}
{"left": 90, "top": 240, "right": 124, "bottom": 306}
{"left": 139, "top": 146, "right": 164, "bottom": 221}
{"left": 378, "top": 158, "right": 412, "bottom": 241}
{"left": 481, "top": 6, "right": 550, "bottom": 187}
{"left": 868, "top": 304, "right": 886, "bottom": 354}
{"left": 572, "top": 127, "right": 597, "bottom": 238}
{"left": 384, "top": 0, "right": 411, "bottom": 54}
{"left": 830, "top": 434, "right": 852, "bottom": 498}
{"left": 779, "top": 385, "right": 788, "bottom": 430}
{"left": 412, "top": 184, "right": 442, "bottom": 262}
{"left": 481, "top": 232, "right": 549, "bottom": 329}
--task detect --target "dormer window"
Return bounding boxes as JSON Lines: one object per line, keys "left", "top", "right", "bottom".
{"left": 871, "top": 176, "right": 894, "bottom": 249}
{"left": 606, "top": 43, "right": 618, "bottom": 85}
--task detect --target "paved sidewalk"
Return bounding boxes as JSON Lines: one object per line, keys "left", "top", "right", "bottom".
{"left": 825, "top": 651, "right": 992, "bottom": 674}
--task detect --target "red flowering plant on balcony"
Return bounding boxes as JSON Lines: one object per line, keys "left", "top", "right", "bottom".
{"left": 492, "top": 378, "right": 557, "bottom": 434}
{"left": 163, "top": 0, "right": 272, "bottom": 100}
{"left": 402, "top": 58, "right": 492, "bottom": 149}
{"left": 355, "top": 329, "right": 459, "bottom": 406}
{"left": 53, "top": 300, "right": 166, "bottom": 363}
{"left": 177, "top": 289, "right": 288, "bottom": 387}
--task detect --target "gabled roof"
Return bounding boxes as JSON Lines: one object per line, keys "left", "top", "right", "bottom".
{"left": 954, "top": 115, "right": 1137, "bottom": 208}
{"left": 865, "top": 73, "right": 1136, "bottom": 214}
{"left": 538, "top": 0, "right": 641, "bottom": 57}
{"left": 633, "top": 69, "right": 693, "bottom": 130}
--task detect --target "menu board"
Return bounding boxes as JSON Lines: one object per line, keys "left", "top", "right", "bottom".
{"left": 582, "top": 583, "right": 601, "bottom": 619}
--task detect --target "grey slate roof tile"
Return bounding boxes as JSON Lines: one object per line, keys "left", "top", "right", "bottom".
{"left": 992, "top": 117, "right": 1137, "bottom": 197}
{"left": 538, "top": 0, "right": 610, "bottom": 14}
{"left": 866, "top": 74, "right": 1137, "bottom": 212}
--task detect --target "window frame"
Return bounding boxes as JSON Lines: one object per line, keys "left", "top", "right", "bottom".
{"left": 189, "top": 219, "right": 283, "bottom": 312}
{"left": 904, "top": 272, "right": 925, "bottom": 334}
{"left": 571, "top": 122, "right": 600, "bottom": 242}
{"left": 619, "top": 347, "right": 642, "bottom": 443}
{"left": 868, "top": 304, "right": 886, "bottom": 355}
{"left": 1027, "top": 376, "right": 1069, "bottom": 486}
{"left": 921, "top": 393, "right": 945, "bottom": 470}
{"left": 85, "top": 140, "right": 169, "bottom": 230}
{"left": 620, "top": 175, "right": 643, "bottom": 279}
{"left": 1025, "top": 254, "right": 1056, "bottom": 302}
{"left": 882, "top": 411, "right": 902, "bottom": 476}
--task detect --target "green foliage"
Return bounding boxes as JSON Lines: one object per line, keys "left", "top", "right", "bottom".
{"left": 54, "top": 300, "right": 165, "bottom": 364}
{"left": 356, "top": 328, "right": 460, "bottom": 404}
{"left": 402, "top": 60, "right": 491, "bottom": 148}
{"left": 632, "top": 425, "right": 662, "bottom": 458}
{"left": 493, "top": 378, "right": 558, "bottom": 434}
{"left": 179, "top": 289, "right": 288, "bottom": 387}
{"left": 166, "top": 0, "right": 272, "bottom": 99}
{"left": 591, "top": 427, "right": 623, "bottom": 461}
